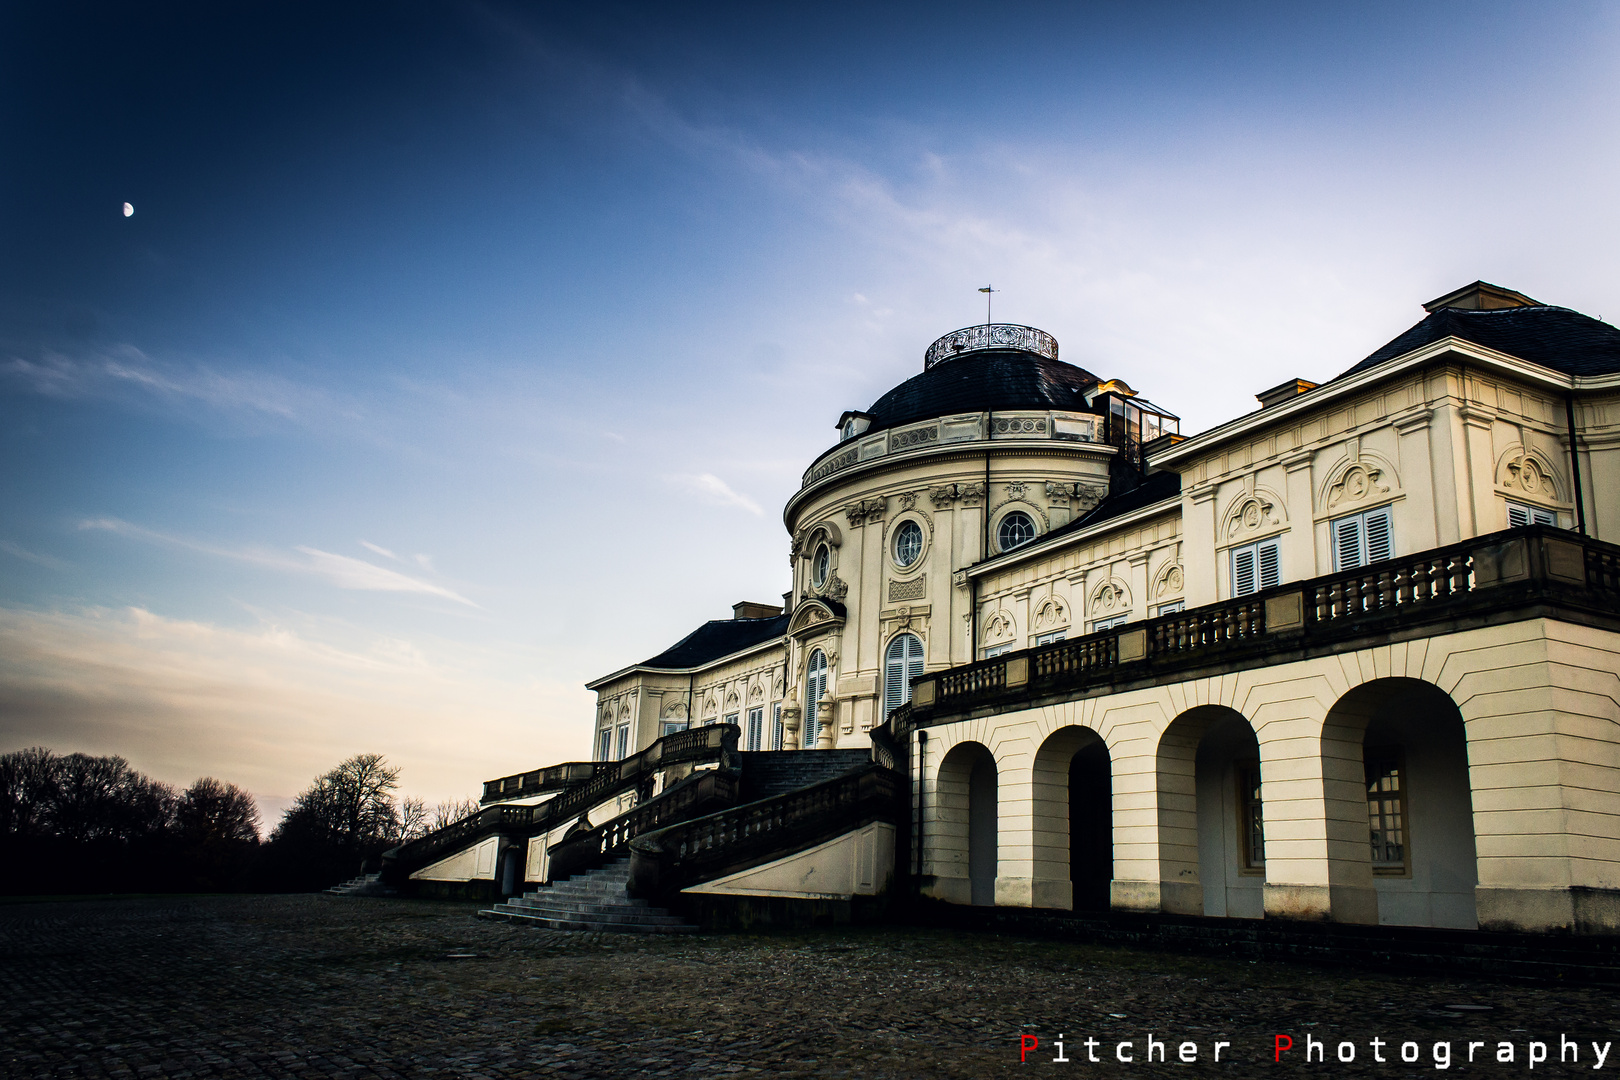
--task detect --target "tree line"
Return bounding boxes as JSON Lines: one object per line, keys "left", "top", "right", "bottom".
{"left": 0, "top": 747, "right": 479, "bottom": 894}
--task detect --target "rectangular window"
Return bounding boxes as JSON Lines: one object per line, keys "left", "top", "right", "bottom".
{"left": 1331, "top": 505, "right": 1394, "bottom": 572}
{"left": 982, "top": 643, "right": 1013, "bottom": 658}
{"left": 1091, "top": 614, "right": 1129, "bottom": 632}
{"left": 1034, "top": 631, "right": 1066, "bottom": 646}
{"left": 723, "top": 711, "right": 739, "bottom": 732}
{"left": 771, "top": 702, "right": 783, "bottom": 750}
{"left": 616, "top": 723, "right": 631, "bottom": 760}
{"left": 1366, "top": 753, "right": 1407, "bottom": 874}
{"left": 1506, "top": 501, "right": 1558, "bottom": 528}
{"left": 1158, "top": 600, "right": 1185, "bottom": 615}
{"left": 1230, "top": 537, "right": 1281, "bottom": 597}
{"left": 660, "top": 720, "right": 689, "bottom": 738}
{"left": 1237, "top": 762, "right": 1265, "bottom": 871}
{"left": 746, "top": 707, "right": 763, "bottom": 752}
{"left": 597, "top": 729, "right": 612, "bottom": 761}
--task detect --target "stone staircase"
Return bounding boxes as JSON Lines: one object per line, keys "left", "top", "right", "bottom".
{"left": 478, "top": 859, "right": 696, "bottom": 933}
{"left": 325, "top": 873, "right": 399, "bottom": 897}
{"left": 734, "top": 748, "right": 872, "bottom": 801}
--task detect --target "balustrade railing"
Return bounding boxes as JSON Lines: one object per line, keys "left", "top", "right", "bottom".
{"left": 546, "top": 768, "right": 741, "bottom": 882}
{"left": 887, "top": 525, "right": 1620, "bottom": 731}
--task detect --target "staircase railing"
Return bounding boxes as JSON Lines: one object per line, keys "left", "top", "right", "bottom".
{"left": 546, "top": 767, "right": 741, "bottom": 883}
{"left": 382, "top": 724, "right": 740, "bottom": 881}
{"left": 627, "top": 763, "right": 906, "bottom": 906}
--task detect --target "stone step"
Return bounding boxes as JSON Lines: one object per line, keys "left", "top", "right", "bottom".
{"left": 503, "top": 900, "right": 664, "bottom": 919}
{"left": 477, "top": 908, "right": 698, "bottom": 934}
{"left": 488, "top": 902, "right": 690, "bottom": 927}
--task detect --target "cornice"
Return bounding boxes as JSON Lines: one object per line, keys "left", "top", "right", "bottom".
{"left": 585, "top": 635, "right": 787, "bottom": 690}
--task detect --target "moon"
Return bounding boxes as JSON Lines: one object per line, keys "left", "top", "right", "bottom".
{"left": 123, "top": 202, "right": 134, "bottom": 217}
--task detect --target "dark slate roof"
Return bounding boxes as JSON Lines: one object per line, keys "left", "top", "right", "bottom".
{"left": 864, "top": 349, "right": 1102, "bottom": 435}
{"left": 1340, "top": 305, "right": 1620, "bottom": 380}
{"left": 976, "top": 470, "right": 1182, "bottom": 568}
{"left": 639, "top": 614, "right": 790, "bottom": 669}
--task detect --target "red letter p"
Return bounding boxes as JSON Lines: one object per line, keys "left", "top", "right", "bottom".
{"left": 1021, "top": 1034, "right": 1040, "bottom": 1062}
{"left": 1274, "top": 1035, "right": 1293, "bottom": 1062}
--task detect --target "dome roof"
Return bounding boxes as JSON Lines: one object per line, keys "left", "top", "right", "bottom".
{"left": 863, "top": 347, "right": 1102, "bottom": 435}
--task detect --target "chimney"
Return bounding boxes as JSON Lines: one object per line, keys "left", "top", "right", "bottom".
{"left": 1256, "top": 378, "right": 1318, "bottom": 410}
{"left": 732, "top": 600, "right": 783, "bottom": 620}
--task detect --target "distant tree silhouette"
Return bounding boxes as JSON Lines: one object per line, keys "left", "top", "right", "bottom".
{"left": 262, "top": 754, "right": 403, "bottom": 889}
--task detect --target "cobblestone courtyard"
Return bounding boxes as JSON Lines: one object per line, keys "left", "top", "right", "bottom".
{"left": 4, "top": 895, "right": 1620, "bottom": 1078}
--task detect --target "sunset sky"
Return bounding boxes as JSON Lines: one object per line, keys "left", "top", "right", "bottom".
{"left": 4, "top": 1, "right": 1620, "bottom": 823}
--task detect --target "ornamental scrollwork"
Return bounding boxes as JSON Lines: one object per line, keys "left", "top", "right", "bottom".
{"left": 982, "top": 609, "right": 1016, "bottom": 644}
{"left": 1033, "top": 597, "right": 1069, "bottom": 631}
{"left": 1498, "top": 447, "right": 1560, "bottom": 501}
{"left": 924, "top": 324, "right": 1059, "bottom": 368}
{"left": 1154, "top": 563, "right": 1185, "bottom": 599}
{"left": 1326, "top": 462, "right": 1390, "bottom": 511}
{"left": 1090, "top": 579, "right": 1131, "bottom": 615}
{"left": 1224, "top": 493, "right": 1281, "bottom": 540}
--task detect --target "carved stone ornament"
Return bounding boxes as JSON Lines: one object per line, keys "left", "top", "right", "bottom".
{"left": 1326, "top": 462, "right": 1389, "bottom": 511}
{"left": 702, "top": 695, "right": 717, "bottom": 716}
{"left": 1033, "top": 597, "right": 1069, "bottom": 631}
{"left": 1502, "top": 453, "right": 1557, "bottom": 499}
{"left": 952, "top": 569, "right": 969, "bottom": 588}
{"left": 1044, "top": 482, "right": 1071, "bottom": 506}
{"left": 1091, "top": 579, "right": 1130, "bottom": 614}
{"left": 825, "top": 574, "right": 849, "bottom": 602}
{"left": 983, "top": 609, "right": 1015, "bottom": 643}
{"left": 1006, "top": 480, "right": 1028, "bottom": 501}
{"left": 929, "top": 484, "right": 960, "bottom": 507}
{"left": 844, "top": 497, "right": 887, "bottom": 526}
{"left": 1155, "top": 563, "right": 1185, "bottom": 599}
{"left": 661, "top": 701, "right": 689, "bottom": 719}
{"left": 957, "top": 481, "right": 986, "bottom": 506}
{"left": 748, "top": 683, "right": 763, "bottom": 702}
{"left": 897, "top": 491, "right": 919, "bottom": 511}
{"left": 1224, "top": 494, "right": 1279, "bottom": 540}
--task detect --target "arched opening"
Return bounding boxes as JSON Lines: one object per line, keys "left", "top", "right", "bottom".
{"left": 934, "top": 742, "right": 998, "bottom": 906}
{"left": 1324, "top": 678, "right": 1478, "bottom": 929}
{"left": 1155, "top": 705, "right": 1265, "bottom": 918}
{"left": 883, "top": 632, "right": 925, "bottom": 717}
{"left": 1031, "top": 726, "right": 1112, "bottom": 911}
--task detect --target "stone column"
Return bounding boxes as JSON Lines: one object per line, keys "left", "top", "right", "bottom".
{"left": 1281, "top": 449, "right": 1316, "bottom": 580}
{"left": 1185, "top": 485, "right": 1219, "bottom": 606}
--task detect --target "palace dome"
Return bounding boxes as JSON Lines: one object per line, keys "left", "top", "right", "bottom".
{"left": 858, "top": 325, "right": 1101, "bottom": 436}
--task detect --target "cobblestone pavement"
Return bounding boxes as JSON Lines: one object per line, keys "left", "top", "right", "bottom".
{"left": 4, "top": 896, "right": 1620, "bottom": 1079}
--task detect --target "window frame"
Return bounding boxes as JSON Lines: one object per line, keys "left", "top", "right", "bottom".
{"left": 745, "top": 706, "right": 764, "bottom": 751}
{"left": 660, "top": 720, "right": 689, "bottom": 739}
{"left": 982, "top": 643, "right": 1013, "bottom": 659}
{"left": 804, "top": 649, "right": 828, "bottom": 746}
{"left": 771, "top": 702, "right": 783, "bottom": 750}
{"left": 1034, "top": 631, "right": 1066, "bottom": 646}
{"left": 811, "top": 543, "right": 831, "bottom": 589}
{"left": 1236, "top": 760, "right": 1265, "bottom": 873}
{"left": 1158, "top": 600, "right": 1186, "bottom": 615}
{"left": 1365, "top": 749, "right": 1410, "bottom": 876}
{"left": 597, "top": 728, "right": 612, "bottom": 761}
{"left": 882, "top": 632, "right": 926, "bottom": 718}
{"left": 892, "top": 520, "right": 924, "bottom": 569}
{"left": 1506, "top": 500, "right": 1558, "bottom": 528}
{"left": 1331, "top": 504, "right": 1395, "bottom": 573}
{"left": 615, "top": 723, "right": 631, "bottom": 760}
{"left": 1230, "top": 537, "right": 1281, "bottom": 597}
{"left": 996, "top": 510, "right": 1037, "bottom": 553}
{"left": 1091, "top": 614, "right": 1129, "bottom": 633}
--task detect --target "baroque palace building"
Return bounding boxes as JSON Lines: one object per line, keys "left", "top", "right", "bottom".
{"left": 393, "top": 281, "right": 1620, "bottom": 937}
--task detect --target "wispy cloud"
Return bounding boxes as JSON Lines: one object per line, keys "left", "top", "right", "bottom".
{"left": 667, "top": 473, "right": 763, "bottom": 516}
{"left": 0, "top": 541, "right": 70, "bottom": 571}
{"left": 359, "top": 540, "right": 399, "bottom": 560}
{"left": 79, "top": 518, "right": 477, "bottom": 606}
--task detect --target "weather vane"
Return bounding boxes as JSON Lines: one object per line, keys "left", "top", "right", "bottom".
{"left": 978, "top": 285, "right": 997, "bottom": 326}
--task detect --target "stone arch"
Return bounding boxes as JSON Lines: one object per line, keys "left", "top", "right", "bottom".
{"left": 1219, "top": 486, "right": 1287, "bottom": 545}
{"left": 1032, "top": 595, "right": 1070, "bottom": 635}
{"left": 1321, "top": 677, "right": 1478, "bottom": 929}
{"left": 1318, "top": 452, "right": 1400, "bottom": 515}
{"left": 1089, "top": 578, "right": 1132, "bottom": 619}
{"left": 1154, "top": 705, "right": 1265, "bottom": 917}
{"left": 936, "top": 741, "right": 999, "bottom": 906}
{"left": 1031, "top": 726, "right": 1112, "bottom": 911}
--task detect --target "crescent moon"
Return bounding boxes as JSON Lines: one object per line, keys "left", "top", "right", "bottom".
{"left": 123, "top": 203, "right": 134, "bottom": 217}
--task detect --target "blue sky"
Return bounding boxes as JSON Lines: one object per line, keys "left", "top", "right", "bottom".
{"left": 4, "top": 1, "right": 1619, "bottom": 819}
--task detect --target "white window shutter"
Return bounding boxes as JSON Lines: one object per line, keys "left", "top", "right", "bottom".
{"left": 1258, "top": 539, "right": 1281, "bottom": 590}
{"left": 1364, "top": 506, "right": 1393, "bottom": 564}
{"left": 1232, "top": 545, "right": 1257, "bottom": 596}
{"left": 1506, "top": 503, "right": 1529, "bottom": 528}
{"left": 1333, "top": 516, "right": 1364, "bottom": 572}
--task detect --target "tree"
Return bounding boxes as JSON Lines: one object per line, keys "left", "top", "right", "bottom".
{"left": 0, "top": 747, "right": 60, "bottom": 838}
{"left": 267, "top": 754, "right": 403, "bottom": 887}
{"left": 177, "top": 778, "right": 261, "bottom": 846}
{"left": 427, "top": 797, "right": 482, "bottom": 833}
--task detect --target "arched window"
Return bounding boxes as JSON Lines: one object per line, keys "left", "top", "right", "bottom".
{"left": 883, "top": 632, "right": 925, "bottom": 717}
{"left": 812, "top": 544, "right": 831, "bottom": 589}
{"left": 997, "top": 511, "right": 1036, "bottom": 552}
{"left": 805, "top": 649, "right": 829, "bottom": 746}
{"left": 892, "top": 520, "right": 923, "bottom": 568}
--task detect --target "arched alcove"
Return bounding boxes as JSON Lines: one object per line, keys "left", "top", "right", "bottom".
{"left": 936, "top": 741, "right": 999, "bottom": 906}
{"left": 1030, "top": 726, "right": 1112, "bottom": 911}
{"left": 1155, "top": 705, "right": 1265, "bottom": 917}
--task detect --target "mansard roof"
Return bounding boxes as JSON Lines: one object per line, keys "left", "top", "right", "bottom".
{"left": 638, "top": 613, "right": 790, "bottom": 669}
{"left": 972, "top": 470, "right": 1182, "bottom": 571}
{"left": 863, "top": 349, "right": 1102, "bottom": 435}
{"left": 1341, "top": 305, "right": 1620, "bottom": 380}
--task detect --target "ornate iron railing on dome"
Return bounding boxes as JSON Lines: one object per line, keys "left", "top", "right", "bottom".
{"left": 923, "top": 323, "right": 1058, "bottom": 369}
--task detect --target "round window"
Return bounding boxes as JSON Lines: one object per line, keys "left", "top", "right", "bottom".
{"left": 893, "top": 520, "right": 923, "bottom": 568}
{"left": 812, "top": 543, "right": 831, "bottom": 589}
{"left": 997, "top": 511, "right": 1036, "bottom": 552}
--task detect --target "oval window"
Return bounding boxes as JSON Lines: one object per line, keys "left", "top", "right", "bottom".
{"left": 997, "top": 511, "right": 1036, "bottom": 552}
{"left": 893, "top": 520, "right": 923, "bottom": 568}
{"left": 812, "top": 543, "right": 831, "bottom": 589}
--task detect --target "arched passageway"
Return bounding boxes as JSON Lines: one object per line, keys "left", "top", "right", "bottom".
{"left": 936, "top": 742, "right": 999, "bottom": 906}
{"left": 1156, "top": 705, "right": 1265, "bottom": 918}
{"left": 1324, "top": 678, "right": 1478, "bottom": 929}
{"left": 1031, "top": 726, "right": 1112, "bottom": 911}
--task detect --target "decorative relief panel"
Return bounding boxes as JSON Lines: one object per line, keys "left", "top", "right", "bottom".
{"left": 1154, "top": 563, "right": 1185, "bottom": 599}
{"left": 807, "top": 447, "right": 859, "bottom": 485}
{"left": 982, "top": 609, "right": 1016, "bottom": 644}
{"left": 888, "top": 576, "right": 927, "bottom": 602}
{"left": 1032, "top": 597, "right": 1069, "bottom": 631}
{"left": 661, "top": 701, "right": 688, "bottom": 719}
{"left": 889, "top": 424, "right": 940, "bottom": 451}
{"left": 897, "top": 491, "right": 919, "bottom": 510}
{"left": 993, "top": 417, "right": 1048, "bottom": 435}
{"left": 1222, "top": 491, "right": 1284, "bottom": 541}
{"left": 1497, "top": 446, "right": 1562, "bottom": 502}
{"left": 1325, "top": 461, "right": 1392, "bottom": 512}
{"left": 1090, "top": 579, "right": 1131, "bottom": 615}
{"left": 844, "top": 498, "right": 887, "bottom": 526}
{"left": 1006, "top": 480, "right": 1028, "bottom": 500}
{"left": 822, "top": 574, "right": 849, "bottom": 602}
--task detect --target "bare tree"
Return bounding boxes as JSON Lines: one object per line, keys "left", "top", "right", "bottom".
{"left": 0, "top": 747, "right": 60, "bottom": 837}
{"left": 428, "top": 797, "right": 482, "bottom": 832}
{"left": 177, "top": 778, "right": 262, "bottom": 845}
{"left": 397, "top": 796, "right": 427, "bottom": 841}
